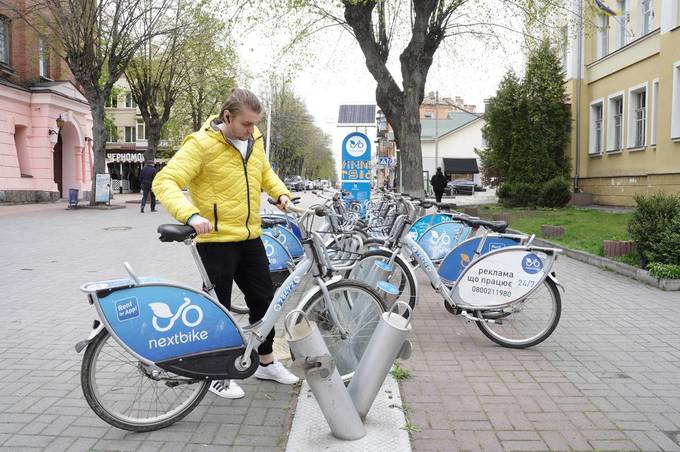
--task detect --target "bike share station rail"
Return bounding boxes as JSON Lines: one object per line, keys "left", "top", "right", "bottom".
{"left": 285, "top": 303, "right": 413, "bottom": 451}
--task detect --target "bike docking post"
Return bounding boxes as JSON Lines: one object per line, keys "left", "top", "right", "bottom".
{"left": 284, "top": 310, "right": 366, "bottom": 441}
{"left": 376, "top": 280, "right": 400, "bottom": 308}
{"left": 363, "top": 259, "right": 396, "bottom": 289}
{"left": 347, "top": 301, "right": 413, "bottom": 420}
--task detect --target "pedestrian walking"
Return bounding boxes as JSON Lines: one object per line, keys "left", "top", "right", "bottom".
{"left": 139, "top": 162, "right": 157, "bottom": 212}
{"left": 430, "top": 167, "right": 448, "bottom": 203}
{"left": 153, "top": 88, "right": 299, "bottom": 399}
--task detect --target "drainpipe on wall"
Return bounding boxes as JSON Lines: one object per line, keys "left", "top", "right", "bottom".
{"left": 574, "top": 0, "right": 584, "bottom": 193}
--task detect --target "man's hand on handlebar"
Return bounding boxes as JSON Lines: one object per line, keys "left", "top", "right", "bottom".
{"left": 275, "top": 195, "right": 291, "bottom": 212}
{"left": 187, "top": 214, "right": 213, "bottom": 235}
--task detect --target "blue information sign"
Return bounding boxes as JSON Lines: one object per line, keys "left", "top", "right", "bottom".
{"left": 341, "top": 132, "right": 371, "bottom": 202}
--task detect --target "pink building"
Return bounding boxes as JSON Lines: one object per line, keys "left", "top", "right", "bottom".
{"left": 0, "top": 2, "right": 93, "bottom": 203}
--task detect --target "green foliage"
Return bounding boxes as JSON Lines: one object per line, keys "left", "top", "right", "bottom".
{"left": 480, "top": 205, "right": 632, "bottom": 256}
{"left": 482, "top": 40, "right": 571, "bottom": 206}
{"left": 103, "top": 115, "right": 118, "bottom": 143}
{"left": 539, "top": 177, "right": 572, "bottom": 208}
{"left": 390, "top": 361, "right": 411, "bottom": 381}
{"left": 628, "top": 193, "right": 680, "bottom": 266}
{"left": 261, "top": 80, "right": 336, "bottom": 180}
{"left": 648, "top": 263, "right": 680, "bottom": 279}
{"left": 499, "top": 182, "right": 539, "bottom": 207}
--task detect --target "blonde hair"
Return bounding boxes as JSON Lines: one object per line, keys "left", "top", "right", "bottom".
{"left": 219, "top": 88, "right": 262, "bottom": 122}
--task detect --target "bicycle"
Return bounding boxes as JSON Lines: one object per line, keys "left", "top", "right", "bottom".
{"left": 75, "top": 203, "right": 386, "bottom": 432}
{"left": 350, "top": 197, "right": 564, "bottom": 349}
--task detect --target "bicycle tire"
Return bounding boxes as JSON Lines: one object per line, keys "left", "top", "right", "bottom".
{"left": 81, "top": 329, "right": 210, "bottom": 432}
{"left": 299, "top": 280, "right": 387, "bottom": 382}
{"left": 347, "top": 248, "right": 417, "bottom": 312}
{"left": 474, "top": 277, "right": 561, "bottom": 349}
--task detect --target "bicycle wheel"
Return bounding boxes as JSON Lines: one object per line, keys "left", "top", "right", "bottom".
{"left": 299, "top": 280, "right": 386, "bottom": 381}
{"left": 347, "top": 249, "right": 417, "bottom": 314}
{"left": 81, "top": 329, "right": 209, "bottom": 432}
{"left": 474, "top": 277, "right": 561, "bottom": 349}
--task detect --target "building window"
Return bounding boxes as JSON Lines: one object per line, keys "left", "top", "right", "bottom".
{"left": 617, "top": 0, "right": 629, "bottom": 48}
{"left": 641, "top": 0, "right": 654, "bottom": 35}
{"left": 124, "top": 126, "right": 136, "bottom": 143}
{"left": 0, "top": 16, "right": 9, "bottom": 65}
{"left": 39, "top": 38, "right": 49, "bottom": 78}
{"left": 105, "top": 94, "right": 118, "bottom": 108}
{"left": 125, "top": 93, "right": 136, "bottom": 109}
{"left": 608, "top": 94, "right": 624, "bottom": 151}
{"left": 597, "top": 15, "right": 609, "bottom": 59}
{"left": 136, "top": 119, "right": 145, "bottom": 140}
{"left": 651, "top": 79, "right": 659, "bottom": 146}
{"left": 589, "top": 100, "right": 604, "bottom": 154}
{"left": 628, "top": 84, "right": 647, "bottom": 149}
{"left": 672, "top": 61, "right": 680, "bottom": 140}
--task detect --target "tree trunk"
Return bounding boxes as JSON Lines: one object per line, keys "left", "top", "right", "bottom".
{"left": 145, "top": 116, "right": 161, "bottom": 164}
{"left": 395, "top": 90, "right": 424, "bottom": 197}
{"left": 89, "top": 97, "right": 107, "bottom": 206}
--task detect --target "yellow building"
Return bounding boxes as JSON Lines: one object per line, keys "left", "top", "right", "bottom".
{"left": 566, "top": 0, "right": 680, "bottom": 205}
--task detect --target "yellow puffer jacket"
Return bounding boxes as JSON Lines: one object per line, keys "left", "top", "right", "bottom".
{"left": 152, "top": 116, "right": 290, "bottom": 242}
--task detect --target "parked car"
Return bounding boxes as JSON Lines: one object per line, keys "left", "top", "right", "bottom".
{"left": 284, "top": 175, "right": 304, "bottom": 191}
{"left": 304, "top": 179, "right": 314, "bottom": 190}
{"left": 444, "top": 179, "right": 476, "bottom": 196}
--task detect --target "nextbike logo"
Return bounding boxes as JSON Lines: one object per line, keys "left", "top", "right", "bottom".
{"left": 429, "top": 230, "right": 451, "bottom": 246}
{"left": 148, "top": 298, "right": 208, "bottom": 350}
{"left": 150, "top": 298, "right": 203, "bottom": 332}
{"left": 522, "top": 253, "right": 543, "bottom": 274}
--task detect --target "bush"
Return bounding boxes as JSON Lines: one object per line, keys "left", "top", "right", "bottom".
{"left": 508, "top": 182, "right": 539, "bottom": 207}
{"left": 628, "top": 193, "right": 680, "bottom": 267}
{"left": 648, "top": 263, "right": 680, "bottom": 279}
{"left": 647, "top": 215, "right": 680, "bottom": 264}
{"left": 496, "top": 183, "right": 512, "bottom": 201}
{"left": 539, "top": 177, "right": 572, "bottom": 208}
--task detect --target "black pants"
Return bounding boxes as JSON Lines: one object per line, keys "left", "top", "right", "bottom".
{"left": 434, "top": 190, "right": 444, "bottom": 203}
{"left": 140, "top": 186, "right": 156, "bottom": 211}
{"left": 197, "top": 239, "right": 275, "bottom": 356}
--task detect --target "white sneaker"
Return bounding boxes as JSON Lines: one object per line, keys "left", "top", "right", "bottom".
{"left": 254, "top": 361, "right": 300, "bottom": 385}
{"left": 209, "top": 380, "right": 245, "bottom": 399}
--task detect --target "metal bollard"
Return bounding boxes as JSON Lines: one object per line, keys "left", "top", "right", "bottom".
{"left": 376, "top": 280, "right": 400, "bottom": 308}
{"left": 285, "top": 310, "right": 366, "bottom": 441}
{"left": 362, "top": 259, "right": 395, "bottom": 289}
{"left": 347, "top": 301, "right": 413, "bottom": 420}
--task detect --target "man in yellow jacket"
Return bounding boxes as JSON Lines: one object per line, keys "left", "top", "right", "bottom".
{"left": 153, "top": 88, "right": 299, "bottom": 399}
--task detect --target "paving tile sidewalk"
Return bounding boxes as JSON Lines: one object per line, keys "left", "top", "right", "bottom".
{"left": 0, "top": 201, "right": 302, "bottom": 451}
{"left": 400, "top": 256, "right": 680, "bottom": 451}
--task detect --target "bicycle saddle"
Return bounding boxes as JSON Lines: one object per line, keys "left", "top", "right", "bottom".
{"left": 435, "top": 202, "right": 457, "bottom": 211}
{"left": 158, "top": 224, "right": 196, "bottom": 242}
{"left": 261, "top": 217, "right": 288, "bottom": 229}
{"left": 419, "top": 200, "right": 434, "bottom": 209}
{"left": 467, "top": 219, "right": 508, "bottom": 233}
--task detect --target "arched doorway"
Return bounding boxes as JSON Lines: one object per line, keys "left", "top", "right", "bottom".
{"left": 53, "top": 121, "right": 80, "bottom": 198}
{"left": 53, "top": 133, "right": 63, "bottom": 196}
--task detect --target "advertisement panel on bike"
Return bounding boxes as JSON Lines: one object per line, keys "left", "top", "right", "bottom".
{"left": 452, "top": 248, "right": 553, "bottom": 308}
{"left": 93, "top": 284, "right": 245, "bottom": 363}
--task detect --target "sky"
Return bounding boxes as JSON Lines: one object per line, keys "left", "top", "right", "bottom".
{"left": 234, "top": 3, "right": 529, "bottom": 177}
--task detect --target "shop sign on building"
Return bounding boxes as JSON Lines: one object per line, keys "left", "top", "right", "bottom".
{"left": 107, "top": 151, "right": 145, "bottom": 162}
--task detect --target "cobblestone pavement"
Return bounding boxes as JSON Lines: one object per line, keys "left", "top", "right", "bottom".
{"left": 0, "top": 196, "right": 312, "bottom": 452}
{"left": 401, "top": 255, "right": 680, "bottom": 451}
